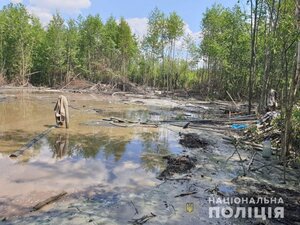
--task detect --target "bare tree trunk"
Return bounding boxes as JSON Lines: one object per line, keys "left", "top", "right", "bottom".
{"left": 259, "top": 0, "right": 281, "bottom": 113}
{"left": 249, "top": 0, "right": 258, "bottom": 114}
{"left": 282, "top": 0, "right": 300, "bottom": 162}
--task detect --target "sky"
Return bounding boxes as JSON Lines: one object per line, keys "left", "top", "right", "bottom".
{"left": 0, "top": 0, "right": 244, "bottom": 39}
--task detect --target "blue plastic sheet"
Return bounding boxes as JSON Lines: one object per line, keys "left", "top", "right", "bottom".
{"left": 231, "top": 124, "right": 248, "bottom": 130}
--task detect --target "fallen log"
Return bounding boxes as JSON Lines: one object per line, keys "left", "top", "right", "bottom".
{"left": 9, "top": 125, "right": 56, "bottom": 158}
{"left": 31, "top": 191, "right": 67, "bottom": 211}
{"left": 170, "top": 124, "right": 228, "bottom": 134}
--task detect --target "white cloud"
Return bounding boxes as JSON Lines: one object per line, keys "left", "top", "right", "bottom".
{"left": 126, "top": 17, "right": 201, "bottom": 49}
{"left": 10, "top": 0, "right": 23, "bottom": 3}
{"left": 26, "top": 0, "right": 91, "bottom": 26}
{"left": 27, "top": 6, "right": 53, "bottom": 26}
{"left": 182, "top": 22, "right": 202, "bottom": 42}
{"left": 126, "top": 17, "right": 148, "bottom": 40}
{"left": 29, "top": 0, "right": 91, "bottom": 12}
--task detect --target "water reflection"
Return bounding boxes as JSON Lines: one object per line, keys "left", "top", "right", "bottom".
{"left": 52, "top": 133, "right": 69, "bottom": 159}
{"left": 45, "top": 128, "right": 181, "bottom": 174}
{"left": 0, "top": 90, "right": 186, "bottom": 218}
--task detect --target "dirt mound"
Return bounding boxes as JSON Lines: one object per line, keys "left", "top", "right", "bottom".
{"left": 179, "top": 133, "right": 209, "bottom": 148}
{"left": 157, "top": 155, "right": 196, "bottom": 180}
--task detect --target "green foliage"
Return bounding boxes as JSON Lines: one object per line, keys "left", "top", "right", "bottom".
{"left": 0, "top": 0, "right": 299, "bottom": 101}
{"left": 78, "top": 14, "right": 103, "bottom": 81}
{"left": 200, "top": 4, "right": 250, "bottom": 97}
{"left": 45, "top": 13, "right": 66, "bottom": 86}
{"left": 0, "top": 3, "right": 43, "bottom": 84}
{"left": 291, "top": 105, "right": 300, "bottom": 148}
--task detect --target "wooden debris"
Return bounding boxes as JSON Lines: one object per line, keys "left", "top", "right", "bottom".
{"left": 247, "top": 152, "right": 257, "bottom": 171}
{"left": 165, "top": 177, "right": 191, "bottom": 181}
{"left": 205, "top": 186, "right": 225, "bottom": 196}
{"left": 130, "top": 201, "right": 139, "bottom": 215}
{"left": 226, "top": 91, "right": 238, "bottom": 110}
{"left": 183, "top": 122, "right": 190, "bottom": 129}
{"left": 102, "top": 117, "right": 159, "bottom": 128}
{"left": 175, "top": 191, "right": 197, "bottom": 198}
{"left": 31, "top": 191, "right": 67, "bottom": 211}
{"left": 243, "top": 111, "right": 281, "bottom": 149}
{"left": 129, "top": 212, "right": 156, "bottom": 225}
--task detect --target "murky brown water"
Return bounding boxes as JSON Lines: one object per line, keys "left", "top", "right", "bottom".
{"left": 0, "top": 89, "right": 183, "bottom": 217}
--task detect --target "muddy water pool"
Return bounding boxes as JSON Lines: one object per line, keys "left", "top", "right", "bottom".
{"left": 0, "top": 90, "right": 184, "bottom": 217}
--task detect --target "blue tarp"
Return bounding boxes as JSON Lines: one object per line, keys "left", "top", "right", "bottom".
{"left": 231, "top": 124, "right": 248, "bottom": 130}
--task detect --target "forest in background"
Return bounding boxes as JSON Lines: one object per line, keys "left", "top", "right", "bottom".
{"left": 0, "top": 1, "right": 300, "bottom": 155}
{"left": 0, "top": 1, "right": 299, "bottom": 101}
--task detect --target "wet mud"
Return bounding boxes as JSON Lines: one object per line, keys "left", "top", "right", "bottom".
{"left": 0, "top": 88, "right": 299, "bottom": 225}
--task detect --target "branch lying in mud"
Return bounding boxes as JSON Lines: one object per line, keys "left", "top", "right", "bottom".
{"left": 129, "top": 212, "right": 156, "bottom": 225}
{"left": 9, "top": 125, "right": 56, "bottom": 158}
{"left": 130, "top": 201, "right": 139, "bottom": 215}
{"left": 174, "top": 191, "right": 197, "bottom": 198}
{"left": 170, "top": 123, "right": 228, "bottom": 135}
{"left": 31, "top": 191, "right": 67, "bottom": 211}
{"left": 103, "top": 117, "right": 159, "bottom": 128}
{"left": 247, "top": 151, "right": 257, "bottom": 171}
{"left": 165, "top": 177, "right": 191, "bottom": 181}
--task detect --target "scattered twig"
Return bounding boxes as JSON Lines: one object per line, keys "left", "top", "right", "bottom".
{"left": 129, "top": 212, "right": 156, "bottom": 225}
{"left": 174, "top": 191, "right": 197, "bottom": 198}
{"left": 247, "top": 151, "right": 257, "bottom": 171}
{"left": 226, "top": 91, "right": 238, "bottom": 109}
{"left": 183, "top": 122, "right": 190, "bottom": 129}
{"left": 165, "top": 177, "right": 191, "bottom": 181}
{"left": 130, "top": 201, "right": 139, "bottom": 215}
{"left": 31, "top": 191, "right": 67, "bottom": 211}
{"left": 205, "top": 185, "right": 225, "bottom": 196}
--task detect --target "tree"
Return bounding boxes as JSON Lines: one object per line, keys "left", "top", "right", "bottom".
{"left": 166, "top": 12, "right": 184, "bottom": 90}
{"left": 1, "top": 3, "right": 43, "bottom": 85}
{"left": 144, "top": 8, "right": 168, "bottom": 88}
{"left": 44, "top": 13, "right": 66, "bottom": 86}
{"left": 282, "top": 0, "right": 300, "bottom": 168}
{"left": 65, "top": 19, "right": 80, "bottom": 83}
{"left": 78, "top": 15, "right": 103, "bottom": 82}
{"left": 103, "top": 16, "right": 119, "bottom": 62}
{"left": 200, "top": 4, "right": 249, "bottom": 97}
{"left": 117, "top": 17, "right": 138, "bottom": 89}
